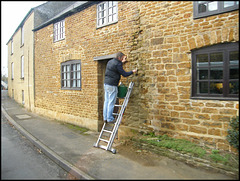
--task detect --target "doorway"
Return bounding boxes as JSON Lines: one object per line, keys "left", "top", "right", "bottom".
{"left": 96, "top": 53, "right": 118, "bottom": 131}
{"left": 97, "top": 59, "right": 108, "bottom": 131}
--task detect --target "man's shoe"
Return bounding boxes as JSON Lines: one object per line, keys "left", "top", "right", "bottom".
{"left": 108, "top": 120, "right": 116, "bottom": 124}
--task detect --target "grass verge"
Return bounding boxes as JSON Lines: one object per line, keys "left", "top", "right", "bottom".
{"left": 131, "top": 133, "right": 239, "bottom": 178}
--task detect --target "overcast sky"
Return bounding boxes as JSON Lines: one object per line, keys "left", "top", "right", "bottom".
{"left": 1, "top": 1, "right": 47, "bottom": 77}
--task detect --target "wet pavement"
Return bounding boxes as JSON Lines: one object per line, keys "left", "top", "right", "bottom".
{"left": 1, "top": 90, "right": 236, "bottom": 179}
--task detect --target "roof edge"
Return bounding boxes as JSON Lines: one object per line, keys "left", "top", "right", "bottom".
{"left": 32, "top": 1, "right": 95, "bottom": 32}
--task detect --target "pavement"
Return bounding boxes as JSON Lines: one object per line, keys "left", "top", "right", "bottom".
{"left": 1, "top": 90, "right": 236, "bottom": 180}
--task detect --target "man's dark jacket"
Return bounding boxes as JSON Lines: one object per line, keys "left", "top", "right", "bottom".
{"left": 104, "top": 58, "right": 133, "bottom": 86}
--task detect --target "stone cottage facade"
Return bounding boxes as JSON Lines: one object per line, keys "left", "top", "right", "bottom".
{"left": 33, "top": 1, "right": 239, "bottom": 152}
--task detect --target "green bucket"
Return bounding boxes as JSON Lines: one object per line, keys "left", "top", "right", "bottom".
{"left": 118, "top": 83, "right": 128, "bottom": 98}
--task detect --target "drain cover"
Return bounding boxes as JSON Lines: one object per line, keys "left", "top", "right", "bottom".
{"left": 15, "top": 114, "right": 31, "bottom": 119}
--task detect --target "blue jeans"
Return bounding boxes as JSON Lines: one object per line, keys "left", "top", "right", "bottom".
{"left": 103, "top": 84, "right": 118, "bottom": 122}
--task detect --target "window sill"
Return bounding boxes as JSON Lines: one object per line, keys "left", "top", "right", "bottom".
{"left": 61, "top": 87, "right": 81, "bottom": 91}
{"left": 191, "top": 96, "right": 239, "bottom": 101}
{"left": 96, "top": 21, "right": 118, "bottom": 29}
{"left": 53, "top": 38, "right": 65, "bottom": 43}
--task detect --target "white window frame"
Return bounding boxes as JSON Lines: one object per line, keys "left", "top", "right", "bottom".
{"left": 54, "top": 19, "right": 65, "bottom": 42}
{"left": 11, "top": 62, "right": 14, "bottom": 80}
{"left": 21, "top": 56, "right": 24, "bottom": 79}
{"left": 21, "top": 26, "right": 24, "bottom": 46}
{"left": 11, "top": 39, "right": 13, "bottom": 54}
{"left": 97, "top": 1, "right": 118, "bottom": 28}
{"left": 22, "top": 90, "right": 25, "bottom": 105}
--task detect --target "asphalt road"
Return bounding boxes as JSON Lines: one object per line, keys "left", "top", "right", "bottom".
{"left": 1, "top": 112, "right": 76, "bottom": 180}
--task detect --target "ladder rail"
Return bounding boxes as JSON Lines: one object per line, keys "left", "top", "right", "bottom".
{"left": 94, "top": 122, "right": 107, "bottom": 147}
{"left": 106, "top": 82, "right": 134, "bottom": 150}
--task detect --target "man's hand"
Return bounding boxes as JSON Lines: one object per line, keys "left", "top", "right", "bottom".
{"left": 132, "top": 68, "right": 138, "bottom": 73}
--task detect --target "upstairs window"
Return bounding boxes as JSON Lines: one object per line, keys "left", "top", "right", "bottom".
{"left": 191, "top": 42, "right": 239, "bottom": 100}
{"left": 54, "top": 19, "right": 65, "bottom": 42}
{"left": 61, "top": 60, "right": 81, "bottom": 90}
{"left": 21, "top": 56, "right": 24, "bottom": 79}
{"left": 21, "top": 26, "right": 24, "bottom": 46}
{"left": 11, "top": 39, "right": 13, "bottom": 55}
{"left": 11, "top": 62, "right": 14, "bottom": 80}
{"left": 193, "top": 1, "right": 239, "bottom": 19}
{"left": 97, "top": 1, "right": 118, "bottom": 28}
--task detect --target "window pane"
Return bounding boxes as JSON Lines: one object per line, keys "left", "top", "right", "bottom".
{"left": 210, "top": 82, "right": 223, "bottom": 94}
{"left": 210, "top": 52, "right": 223, "bottom": 66}
{"left": 72, "top": 64, "right": 76, "bottom": 71}
{"left": 113, "top": 14, "right": 117, "bottom": 21}
{"left": 230, "top": 67, "right": 239, "bottom": 79}
{"left": 224, "top": 1, "right": 235, "bottom": 8}
{"left": 229, "top": 51, "right": 239, "bottom": 65}
{"left": 198, "top": 3, "right": 207, "bottom": 13}
{"left": 63, "top": 73, "right": 66, "bottom": 79}
{"left": 73, "top": 72, "right": 76, "bottom": 79}
{"left": 229, "top": 81, "right": 239, "bottom": 94}
{"left": 101, "top": 19, "right": 105, "bottom": 25}
{"left": 67, "top": 80, "right": 70, "bottom": 87}
{"left": 77, "top": 71, "right": 81, "bottom": 79}
{"left": 197, "top": 82, "right": 208, "bottom": 93}
{"left": 197, "top": 54, "right": 208, "bottom": 67}
{"left": 109, "top": 7, "right": 113, "bottom": 14}
{"left": 72, "top": 80, "right": 76, "bottom": 87}
{"left": 99, "top": 11, "right": 106, "bottom": 18}
{"left": 208, "top": 1, "right": 218, "bottom": 11}
{"left": 210, "top": 67, "right": 223, "bottom": 79}
{"left": 77, "top": 64, "right": 80, "bottom": 70}
{"left": 109, "top": 1, "right": 113, "bottom": 7}
{"left": 109, "top": 15, "right": 113, "bottom": 22}
{"left": 113, "top": 6, "right": 117, "bottom": 13}
{"left": 77, "top": 80, "right": 81, "bottom": 87}
{"left": 197, "top": 68, "right": 208, "bottom": 80}
{"left": 67, "top": 65, "right": 70, "bottom": 72}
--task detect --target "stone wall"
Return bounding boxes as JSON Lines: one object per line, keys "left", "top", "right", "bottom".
{"left": 34, "top": 2, "right": 140, "bottom": 131}
{"left": 34, "top": 1, "right": 239, "bottom": 151}
{"left": 123, "top": 1, "right": 239, "bottom": 152}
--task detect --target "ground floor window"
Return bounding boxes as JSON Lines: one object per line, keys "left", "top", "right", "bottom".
{"left": 191, "top": 42, "right": 239, "bottom": 100}
{"left": 22, "top": 90, "right": 24, "bottom": 105}
{"left": 61, "top": 60, "right": 81, "bottom": 90}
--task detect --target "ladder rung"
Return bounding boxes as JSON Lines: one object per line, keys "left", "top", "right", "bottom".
{"left": 99, "top": 145, "right": 107, "bottom": 150}
{"left": 115, "top": 104, "right": 122, "bottom": 107}
{"left": 113, "top": 113, "right": 119, "bottom": 116}
{"left": 103, "top": 129, "right": 112, "bottom": 133}
{"left": 100, "top": 138, "right": 109, "bottom": 143}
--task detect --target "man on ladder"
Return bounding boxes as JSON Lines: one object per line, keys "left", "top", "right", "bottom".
{"left": 103, "top": 52, "right": 137, "bottom": 124}
{"left": 94, "top": 52, "right": 137, "bottom": 153}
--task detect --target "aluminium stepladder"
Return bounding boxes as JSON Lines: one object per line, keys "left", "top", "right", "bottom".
{"left": 94, "top": 81, "right": 134, "bottom": 154}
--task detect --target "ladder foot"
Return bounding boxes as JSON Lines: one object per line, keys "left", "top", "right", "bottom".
{"left": 111, "top": 149, "right": 116, "bottom": 154}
